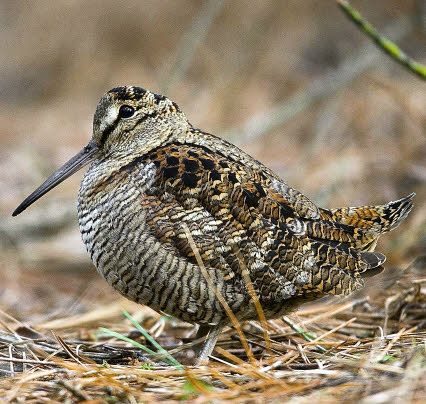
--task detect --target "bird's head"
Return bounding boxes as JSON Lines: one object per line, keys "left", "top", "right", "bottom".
{"left": 13, "top": 86, "right": 187, "bottom": 216}
{"left": 93, "top": 86, "right": 187, "bottom": 154}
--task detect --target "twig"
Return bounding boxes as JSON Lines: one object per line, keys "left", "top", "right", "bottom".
{"left": 56, "top": 380, "right": 91, "bottom": 402}
{"left": 0, "top": 357, "right": 57, "bottom": 366}
{"left": 183, "top": 224, "right": 256, "bottom": 364}
{"left": 8, "top": 344, "right": 14, "bottom": 376}
{"left": 282, "top": 316, "right": 327, "bottom": 353}
{"left": 237, "top": 252, "right": 271, "bottom": 351}
{"left": 309, "top": 351, "right": 406, "bottom": 375}
{"left": 51, "top": 331, "right": 91, "bottom": 367}
{"left": 374, "top": 327, "right": 406, "bottom": 363}
{"left": 338, "top": 0, "right": 426, "bottom": 80}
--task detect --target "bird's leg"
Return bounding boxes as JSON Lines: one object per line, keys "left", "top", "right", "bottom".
{"left": 194, "top": 324, "right": 223, "bottom": 365}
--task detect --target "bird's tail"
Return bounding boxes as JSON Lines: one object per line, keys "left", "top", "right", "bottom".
{"left": 319, "top": 193, "right": 415, "bottom": 251}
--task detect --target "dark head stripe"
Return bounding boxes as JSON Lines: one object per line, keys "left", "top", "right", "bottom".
{"left": 109, "top": 86, "right": 147, "bottom": 101}
{"left": 100, "top": 114, "right": 121, "bottom": 144}
{"left": 153, "top": 92, "right": 166, "bottom": 102}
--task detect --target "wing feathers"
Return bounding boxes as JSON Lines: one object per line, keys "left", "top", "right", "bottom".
{"left": 135, "top": 142, "right": 402, "bottom": 304}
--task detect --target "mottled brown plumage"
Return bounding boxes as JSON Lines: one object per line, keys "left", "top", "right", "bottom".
{"left": 13, "top": 86, "right": 414, "bottom": 364}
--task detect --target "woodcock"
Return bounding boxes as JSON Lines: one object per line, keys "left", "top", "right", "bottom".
{"left": 13, "top": 86, "right": 414, "bottom": 364}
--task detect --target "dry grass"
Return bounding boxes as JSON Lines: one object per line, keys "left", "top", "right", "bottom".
{"left": 0, "top": 257, "right": 425, "bottom": 402}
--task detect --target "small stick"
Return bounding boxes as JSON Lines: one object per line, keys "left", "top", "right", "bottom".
{"left": 56, "top": 380, "right": 91, "bottom": 402}
{"left": 51, "top": 331, "right": 88, "bottom": 367}
{"left": 282, "top": 316, "right": 327, "bottom": 353}
{"left": 183, "top": 224, "right": 256, "bottom": 364}
{"left": 237, "top": 251, "right": 272, "bottom": 351}
{"left": 375, "top": 327, "right": 406, "bottom": 363}
{"left": 338, "top": 0, "right": 426, "bottom": 79}
{"left": 0, "top": 357, "right": 57, "bottom": 366}
{"left": 8, "top": 344, "right": 14, "bottom": 376}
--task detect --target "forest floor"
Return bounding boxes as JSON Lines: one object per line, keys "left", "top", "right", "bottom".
{"left": 0, "top": 256, "right": 425, "bottom": 402}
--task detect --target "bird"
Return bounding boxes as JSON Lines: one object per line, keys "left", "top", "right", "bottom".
{"left": 13, "top": 86, "right": 414, "bottom": 364}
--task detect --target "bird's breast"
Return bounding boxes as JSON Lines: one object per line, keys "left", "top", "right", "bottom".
{"left": 76, "top": 159, "right": 234, "bottom": 324}
{"left": 77, "top": 161, "right": 154, "bottom": 297}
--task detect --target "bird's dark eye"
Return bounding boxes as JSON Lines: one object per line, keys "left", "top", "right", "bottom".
{"left": 119, "top": 105, "right": 135, "bottom": 118}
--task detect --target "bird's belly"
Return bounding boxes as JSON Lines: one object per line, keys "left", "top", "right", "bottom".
{"left": 77, "top": 181, "right": 240, "bottom": 324}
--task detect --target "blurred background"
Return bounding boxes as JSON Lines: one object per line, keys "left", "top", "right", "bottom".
{"left": 0, "top": 1, "right": 425, "bottom": 322}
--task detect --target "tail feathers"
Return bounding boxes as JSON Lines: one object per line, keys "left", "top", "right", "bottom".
{"left": 379, "top": 193, "right": 415, "bottom": 232}
{"left": 320, "top": 193, "right": 415, "bottom": 246}
{"left": 360, "top": 251, "right": 386, "bottom": 269}
{"left": 360, "top": 263, "right": 385, "bottom": 278}
{"left": 302, "top": 194, "right": 413, "bottom": 295}
{"left": 311, "top": 240, "right": 386, "bottom": 273}
{"left": 307, "top": 241, "right": 386, "bottom": 296}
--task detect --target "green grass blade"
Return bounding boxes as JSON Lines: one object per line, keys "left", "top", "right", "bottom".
{"left": 122, "top": 310, "right": 184, "bottom": 369}
{"left": 98, "top": 327, "right": 157, "bottom": 356}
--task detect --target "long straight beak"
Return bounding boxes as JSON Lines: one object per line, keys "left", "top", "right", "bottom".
{"left": 12, "top": 140, "right": 99, "bottom": 216}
